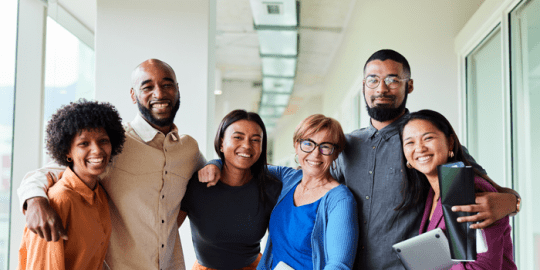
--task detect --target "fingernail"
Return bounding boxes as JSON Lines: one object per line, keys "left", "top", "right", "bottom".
{"left": 452, "top": 206, "right": 457, "bottom": 211}
{"left": 457, "top": 218, "right": 462, "bottom": 222}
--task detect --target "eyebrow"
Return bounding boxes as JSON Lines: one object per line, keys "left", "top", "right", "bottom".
{"left": 232, "top": 131, "right": 262, "bottom": 137}
{"left": 403, "top": 131, "right": 436, "bottom": 141}
{"left": 140, "top": 77, "right": 175, "bottom": 87}
{"left": 366, "top": 73, "right": 400, "bottom": 77}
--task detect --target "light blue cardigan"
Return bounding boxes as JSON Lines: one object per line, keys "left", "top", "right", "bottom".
{"left": 258, "top": 165, "right": 359, "bottom": 270}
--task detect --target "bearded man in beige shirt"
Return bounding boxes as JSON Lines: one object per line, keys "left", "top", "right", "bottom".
{"left": 18, "top": 59, "right": 205, "bottom": 270}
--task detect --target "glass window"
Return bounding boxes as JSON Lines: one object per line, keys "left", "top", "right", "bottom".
{"left": 0, "top": 1, "right": 18, "bottom": 269}
{"left": 42, "top": 17, "right": 95, "bottom": 165}
{"left": 465, "top": 26, "right": 505, "bottom": 186}
{"left": 0, "top": 1, "right": 17, "bottom": 269}
{"left": 510, "top": 0, "right": 540, "bottom": 268}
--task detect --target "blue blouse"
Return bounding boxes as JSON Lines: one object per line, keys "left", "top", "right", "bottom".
{"left": 258, "top": 165, "right": 359, "bottom": 270}
{"left": 270, "top": 183, "right": 321, "bottom": 270}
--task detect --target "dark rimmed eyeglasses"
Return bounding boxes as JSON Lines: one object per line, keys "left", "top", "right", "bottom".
{"left": 298, "top": 139, "right": 337, "bottom": 156}
{"left": 364, "top": 75, "right": 410, "bottom": 89}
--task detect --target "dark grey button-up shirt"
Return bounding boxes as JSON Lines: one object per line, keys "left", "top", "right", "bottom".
{"left": 332, "top": 111, "right": 485, "bottom": 270}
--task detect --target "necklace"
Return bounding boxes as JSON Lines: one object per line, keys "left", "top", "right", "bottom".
{"left": 300, "top": 181, "right": 327, "bottom": 192}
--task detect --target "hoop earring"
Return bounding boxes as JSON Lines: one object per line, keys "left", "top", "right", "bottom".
{"left": 67, "top": 157, "right": 73, "bottom": 162}
{"left": 294, "top": 154, "right": 299, "bottom": 164}
{"left": 406, "top": 162, "right": 413, "bottom": 169}
{"left": 448, "top": 151, "right": 454, "bottom": 158}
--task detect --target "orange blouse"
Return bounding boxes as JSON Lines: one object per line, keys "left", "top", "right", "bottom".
{"left": 18, "top": 167, "right": 111, "bottom": 270}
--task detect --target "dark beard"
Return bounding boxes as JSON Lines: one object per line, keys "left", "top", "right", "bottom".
{"left": 136, "top": 96, "right": 180, "bottom": 127}
{"left": 365, "top": 89, "right": 408, "bottom": 122}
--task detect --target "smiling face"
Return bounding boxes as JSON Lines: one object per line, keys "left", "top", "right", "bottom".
{"left": 130, "top": 60, "right": 180, "bottom": 129}
{"left": 66, "top": 127, "right": 112, "bottom": 188}
{"left": 295, "top": 129, "right": 337, "bottom": 178}
{"left": 363, "top": 59, "right": 413, "bottom": 122}
{"left": 220, "top": 120, "right": 263, "bottom": 173}
{"left": 402, "top": 119, "right": 454, "bottom": 180}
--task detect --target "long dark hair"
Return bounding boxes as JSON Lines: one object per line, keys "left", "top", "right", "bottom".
{"left": 396, "top": 110, "right": 498, "bottom": 211}
{"left": 214, "top": 109, "right": 277, "bottom": 202}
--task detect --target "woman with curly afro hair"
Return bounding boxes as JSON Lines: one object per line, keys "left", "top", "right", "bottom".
{"left": 18, "top": 99, "right": 126, "bottom": 270}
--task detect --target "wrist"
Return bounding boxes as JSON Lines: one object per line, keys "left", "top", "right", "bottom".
{"left": 26, "top": 197, "right": 48, "bottom": 209}
{"left": 508, "top": 194, "right": 521, "bottom": 217}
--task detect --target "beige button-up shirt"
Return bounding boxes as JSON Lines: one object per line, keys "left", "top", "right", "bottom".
{"left": 18, "top": 114, "right": 206, "bottom": 270}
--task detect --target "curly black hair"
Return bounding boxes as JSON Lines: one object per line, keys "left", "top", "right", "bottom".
{"left": 45, "top": 99, "right": 126, "bottom": 167}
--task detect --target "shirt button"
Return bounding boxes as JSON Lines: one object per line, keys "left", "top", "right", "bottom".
{"left": 162, "top": 244, "right": 164, "bottom": 248}
{"left": 369, "top": 171, "right": 372, "bottom": 174}
{"left": 372, "top": 146, "right": 376, "bottom": 149}
{"left": 364, "top": 221, "right": 367, "bottom": 224}
{"left": 162, "top": 195, "right": 165, "bottom": 199}
{"left": 165, "top": 171, "right": 168, "bottom": 174}
{"left": 162, "top": 220, "right": 164, "bottom": 223}
{"left": 366, "top": 196, "right": 370, "bottom": 200}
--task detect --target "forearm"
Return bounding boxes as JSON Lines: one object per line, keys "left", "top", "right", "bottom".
{"left": 324, "top": 199, "right": 359, "bottom": 269}
{"left": 18, "top": 161, "right": 65, "bottom": 212}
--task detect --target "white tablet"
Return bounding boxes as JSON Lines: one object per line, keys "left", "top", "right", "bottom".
{"left": 392, "top": 228, "right": 456, "bottom": 270}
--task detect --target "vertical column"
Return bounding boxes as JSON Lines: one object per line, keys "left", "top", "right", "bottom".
{"left": 10, "top": 1, "right": 47, "bottom": 269}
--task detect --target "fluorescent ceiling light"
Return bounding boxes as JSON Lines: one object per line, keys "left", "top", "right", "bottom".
{"left": 258, "top": 30, "right": 297, "bottom": 56}
{"left": 261, "top": 93, "right": 290, "bottom": 106}
{"left": 261, "top": 57, "right": 297, "bottom": 77}
{"left": 259, "top": 106, "right": 286, "bottom": 117}
{"left": 214, "top": 89, "right": 223, "bottom": 95}
{"left": 262, "top": 77, "right": 294, "bottom": 93}
{"left": 250, "top": 0, "right": 297, "bottom": 26}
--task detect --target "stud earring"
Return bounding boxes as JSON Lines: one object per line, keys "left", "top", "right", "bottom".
{"left": 448, "top": 151, "right": 454, "bottom": 158}
{"left": 406, "top": 162, "right": 413, "bottom": 169}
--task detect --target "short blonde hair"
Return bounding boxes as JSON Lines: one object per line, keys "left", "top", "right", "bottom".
{"left": 293, "top": 114, "right": 346, "bottom": 157}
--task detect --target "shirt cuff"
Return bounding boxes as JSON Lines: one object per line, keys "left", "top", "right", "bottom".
{"left": 207, "top": 159, "right": 223, "bottom": 170}
{"left": 18, "top": 187, "right": 48, "bottom": 213}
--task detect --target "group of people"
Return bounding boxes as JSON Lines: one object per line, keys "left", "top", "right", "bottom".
{"left": 17, "top": 50, "right": 519, "bottom": 270}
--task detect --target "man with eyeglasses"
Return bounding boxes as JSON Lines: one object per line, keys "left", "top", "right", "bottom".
{"left": 331, "top": 49, "right": 521, "bottom": 269}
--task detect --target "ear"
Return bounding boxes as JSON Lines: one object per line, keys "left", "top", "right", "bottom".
{"left": 448, "top": 136, "right": 455, "bottom": 151}
{"left": 130, "top": 88, "right": 137, "bottom": 104}
{"left": 407, "top": 79, "right": 414, "bottom": 94}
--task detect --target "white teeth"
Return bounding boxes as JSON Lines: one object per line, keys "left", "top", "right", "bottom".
{"left": 306, "top": 160, "right": 322, "bottom": 166}
{"left": 87, "top": 158, "right": 103, "bottom": 164}
{"left": 153, "top": 103, "right": 169, "bottom": 108}
{"left": 417, "top": 156, "right": 431, "bottom": 162}
{"left": 237, "top": 153, "right": 250, "bottom": 158}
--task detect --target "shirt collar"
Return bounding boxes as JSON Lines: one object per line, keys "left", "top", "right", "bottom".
{"left": 368, "top": 109, "right": 410, "bottom": 140}
{"left": 131, "top": 113, "right": 179, "bottom": 143}
{"left": 61, "top": 167, "right": 97, "bottom": 205}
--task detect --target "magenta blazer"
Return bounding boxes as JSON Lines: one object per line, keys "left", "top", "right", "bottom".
{"left": 419, "top": 176, "right": 517, "bottom": 270}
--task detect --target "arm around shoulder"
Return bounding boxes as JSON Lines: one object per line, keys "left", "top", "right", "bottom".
{"left": 18, "top": 161, "right": 66, "bottom": 212}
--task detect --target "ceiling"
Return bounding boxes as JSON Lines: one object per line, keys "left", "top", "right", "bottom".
{"left": 56, "top": 0, "right": 356, "bottom": 132}
{"left": 215, "top": 0, "right": 355, "bottom": 126}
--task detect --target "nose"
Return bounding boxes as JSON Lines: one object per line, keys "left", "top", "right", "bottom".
{"left": 241, "top": 138, "right": 253, "bottom": 149}
{"left": 153, "top": 85, "right": 165, "bottom": 99}
{"left": 90, "top": 141, "right": 105, "bottom": 155}
{"left": 415, "top": 141, "right": 426, "bottom": 152}
{"left": 376, "top": 80, "right": 390, "bottom": 94}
